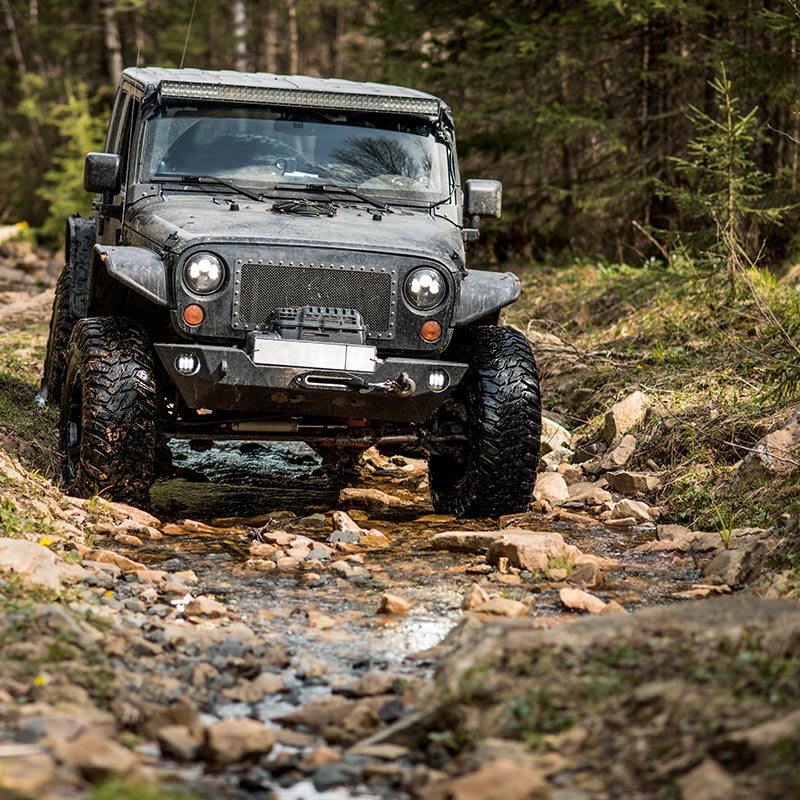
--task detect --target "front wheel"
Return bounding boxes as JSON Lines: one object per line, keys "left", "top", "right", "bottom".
{"left": 60, "top": 317, "right": 157, "bottom": 505}
{"left": 428, "top": 327, "right": 542, "bottom": 517}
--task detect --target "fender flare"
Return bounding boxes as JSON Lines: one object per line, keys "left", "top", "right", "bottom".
{"left": 92, "top": 244, "right": 169, "bottom": 307}
{"left": 454, "top": 269, "right": 521, "bottom": 327}
{"left": 65, "top": 215, "right": 96, "bottom": 317}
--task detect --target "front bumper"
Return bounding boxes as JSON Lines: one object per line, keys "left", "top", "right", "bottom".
{"left": 154, "top": 343, "right": 468, "bottom": 423}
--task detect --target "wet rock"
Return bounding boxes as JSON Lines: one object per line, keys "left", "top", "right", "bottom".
{"left": 184, "top": 595, "right": 228, "bottom": 617}
{"left": 203, "top": 718, "right": 276, "bottom": 765}
{"left": 559, "top": 587, "right": 606, "bottom": 614}
{"left": 462, "top": 583, "right": 491, "bottom": 610}
{"left": 157, "top": 724, "right": 200, "bottom": 761}
{"left": 565, "top": 482, "right": 612, "bottom": 508}
{"left": 678, "top": 758, "right": 735, "bottom": 800}
{"left": 471, "top": 598, "right": 529, "bottom": 618}
{"left": 419, "top": 757, "right": 551, "bottom": 800}
{"left": 378, "top": 593, "right": 411, "bottom": 615}
{"left": 430, "top": 531, "right": 502, "bottom": 553}
{"left": 339, "top": 487, "right": 415, "bottom": 512}
{"left": 52, "top": 729, "right": 139, "bottom": 780}
{"left": 533, "top": 472, "right": 569, "bottom": 505}
{"left": 113, "top": 532, "right": 143, "bottom": 546}
{"left": 610, "top": 498, "right": 655, "bottom": 523}
{"left": 540, "top": 416, "right": 572, "bottom": 455}
{"left": 605, "top": 470, "right": 661, "bottom": 496}
{"left": 82, "top": 548, "right": 146, "bottom": 574}
{"left": 486, "top": 529, "right": 580, "bottom": 572}
{"left": 0, "top": 744, "right": 56, "bottom": 794}
{"left": 293, "top": 513, "right": 331, "bottom": 532}
{"left": 603, "top": 390, "right": 650, "bottom": 445}
{"left": 0, "top": 537, "right": 60, "bottom": 590}
{"left": 330, "top": 530, "right": 361, "bottom": 544}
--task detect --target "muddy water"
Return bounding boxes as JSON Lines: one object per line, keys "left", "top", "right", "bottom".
{"left": 122, "top": 442, "right": 699, "bottom": 798}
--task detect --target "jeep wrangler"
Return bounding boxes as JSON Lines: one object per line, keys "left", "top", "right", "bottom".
{"left": 41, "top": 67, "right": 542, "bottom": 516}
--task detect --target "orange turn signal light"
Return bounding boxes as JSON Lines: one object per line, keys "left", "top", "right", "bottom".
{"left": 420, "top": 320, "right": 442, "bottom": 342}
{"left": 183, "top": 304, "right": 205, "bottom": 326}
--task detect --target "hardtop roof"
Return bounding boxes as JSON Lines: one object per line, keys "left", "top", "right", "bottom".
{"left": 122, "top": 67, "right": 448, "bottom": 112}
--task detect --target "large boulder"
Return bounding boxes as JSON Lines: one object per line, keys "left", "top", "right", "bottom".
{"left": 0, "top": 538, "right": 60, "bottom": 590}
{"left": 486, "top": 529, "right": 580, "bottom": 572}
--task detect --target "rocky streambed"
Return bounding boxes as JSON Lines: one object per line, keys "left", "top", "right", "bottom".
{"left": 3, "top": 431, "right": 796, "bottom": 800}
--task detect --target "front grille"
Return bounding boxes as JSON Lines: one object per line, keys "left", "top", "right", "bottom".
{"left": 234, "top": 263, "right": 393, "bottom": 334}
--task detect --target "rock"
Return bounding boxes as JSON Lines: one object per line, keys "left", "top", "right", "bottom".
{"left": 540, "top": 415, "right": 572, "bottom": 455}
{"left": 0, "top": 537, "right": 60, "bottom": 590}
{"left": 226, "top": 672, "right": 284, "bottom": 702}
{"left": 462, "top": 583, "right": 491, "bottom": 610}
{"left": 378, "top": 593, "right": 411, "bottom": 615}
{"left": 52, "top": 730, "right": 138, "bottom": 780}
{"left": 557, "top": 463, "right": 584, "bottom": 485}
{"left": 703, "top": 543, "right": 767, "bottom": 585}
{"left": 300, "top": 745, "right": 342, "bottom": 769}
{"left": 657, "top": 524, "right": 692, "bottom": 541}
{"left": 716, "top": 709, "right": 800, "bottom": 761}
{"left": 296, "top": 656, "right": 328, "bottom": 680}
{"left": 559, "top": 587, "right": 606, "bottom": 614}
{"left": 332, "top": 510, "right": 364, "bottom": 534}
{"left": 603, "top": 390, "right": 650, "bottom": 445}
{"left": 419, "top": 757, "right": 550, "bottom": 800}
{"left": 565, "top": 482, "right": 612, "bottom": 507}
{"left": 734, "top": 408, "right": 800, "bottom": 486}
{"left": 249, "top": 541, "right": 279, "bottom": 558}
{"left": 678, "top": 758, "right": 735, "bottom": 800}
{"left": 256, "top": 529, "right": 295, "bottom": 546}
{"left": 597, "top": 434, "right": 638, "bottom": 472}
{"left": 486, "top": 529, "right": 580, "bottom": 573}
{"left": 0, "top": 745, "right": 56, "bottom": 794}
{"left": 93, "top": 499, "right": 161, "bottom": 528}
{"left": 113, "top": 532, "right": 143, "bottom": 546}
{"left": 203, "top": 718, "right": 276, "bottom": 765}
{"left": 605, "top": 470, "right": 661, "bottom": 496}
{"left": 339, "top": 487, "right": 414, "bottom": 512}
{"left": 569, "top": 560, "right": 603, "bottom": 588}
{"left": 184, "top": 595, "right": 228, "bottom": 617}
{"left": 157, "top": 724, "right": 200, "bottom": 761}
{"left": 430, "top": 531, "right": 503, "bottom": 553}
{"left": 540, "top": 445, "right": 575, "bottom": 472}
{"left": 599, "top": 600, "right": 629, "bottom": 615}
{"left": 610, "top": 498, "right": 654, "bottom": 523}
{"left": 81, "top": 548, "right": 146, "bottom": 573}
{"left": 533, "top": 472, "right": 569, "bottom": 505}
{"left": 471, "top": 598, "right": 529, "bottom": 618}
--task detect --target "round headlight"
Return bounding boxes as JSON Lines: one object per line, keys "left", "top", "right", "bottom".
{"left": 183, "top": 253, "right": 225, "bottom": 295}
{"left": 404, "top": 267, "right": 446, "bottom": 310}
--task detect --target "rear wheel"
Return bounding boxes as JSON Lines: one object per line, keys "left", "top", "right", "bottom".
{"left": 60, "top": 317, "right": 157, "bottom": 505}
{"left": 428, "top": 327, "right": 542, "bottom": 517}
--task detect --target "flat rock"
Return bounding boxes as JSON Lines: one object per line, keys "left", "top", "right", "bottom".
{"left": 487, "top": 529, "right": 580, "bottom": 573}
{"left": 471, "top": 598, "right": 529, "bottom": 618}
{"left": 339, "top": 487, "right": 414, "bottom": 512}
{"left": 603, "top": 390, "right": 650, "bottom": 445}
{"left": 419, "top": 757, "right": 550, "bottom": 800}
{"left": 559, "top": 587, "right": 606, "bottom": 614}
{"left": 605, "top": 470, "right": 662, "bottom": 496}
{"left": 203, "top": 718, "right": 276, "bottom": 765}
{"left": 430, "top": 531, "right": 503, "bottom": 553}
{"left": 703, "top": 544, "right": 767, "bottom": 585}
{"left": 533, "top": 472, "right": 569, "bottom": 505}
{"left": 81, "top": 548, "right": 146, "bottom": 574}
{"left": 611, "top": 498, "right": 654, "bottom": 523}
{"left": 93, "top": 498, "right": 161, "bottom": 528}
{"left": 184, "top": 595, "right": 228, "bottom": 617}
{"left": 0, "top": 537, "right": 60, "bottom": 590}
{"left": 566, "top": 482, "right": 612, "bottom": 507}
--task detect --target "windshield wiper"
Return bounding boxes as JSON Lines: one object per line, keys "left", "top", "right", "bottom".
{"left": 273, "top": 183, "right": 390, "bottom": 213}
{"left": 158, "top": 175, "right": 266, "bottom": 203}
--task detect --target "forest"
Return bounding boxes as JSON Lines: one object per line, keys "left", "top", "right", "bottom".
{"left": 2, "top": 0, "right": 800, "bottom": 268}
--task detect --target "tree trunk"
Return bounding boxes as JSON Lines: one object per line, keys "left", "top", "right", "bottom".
{"left": 102, "top": 0, "right": 123, "bottom": 85}
{"left": 263, "top": 1, "right": 278, "bottom": 73}
{"left": 233, "top": 0, "right": 247, "bottom": 71}
{"left": 287, "top": 0, "right": 299, "bottom": 74}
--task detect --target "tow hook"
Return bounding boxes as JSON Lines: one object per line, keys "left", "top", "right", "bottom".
{"left": 362, "top": 372, "right": 416, "bottom": 397}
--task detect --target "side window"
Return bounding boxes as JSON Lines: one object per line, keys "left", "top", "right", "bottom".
{"left": 105, "top": 89, "right": 128, "bottom": 152}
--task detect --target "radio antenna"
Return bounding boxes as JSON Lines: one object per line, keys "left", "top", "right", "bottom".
{"left": 180, "top": 0, "right": 198, "bottom": 69}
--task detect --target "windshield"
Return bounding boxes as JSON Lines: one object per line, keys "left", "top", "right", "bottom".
{"left": 139, "top": 103, "right": 453, "bottom": 204}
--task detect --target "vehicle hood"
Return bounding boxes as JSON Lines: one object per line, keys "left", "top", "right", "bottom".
{"left": 127, "top": 193, "right": 465, "bottom": 267}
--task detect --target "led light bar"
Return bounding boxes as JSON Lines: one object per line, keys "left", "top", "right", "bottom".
{"left": 159, "top": 81, "right": 442, "bottom": 116}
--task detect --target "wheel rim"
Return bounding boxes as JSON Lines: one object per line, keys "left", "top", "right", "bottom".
{"left": 64, "top": 379, "right": 82, "bottom": 479}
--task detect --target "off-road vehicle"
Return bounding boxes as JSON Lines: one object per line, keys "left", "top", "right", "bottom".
{"left": 41, "top": 67, "right": 542, "bottom": 516}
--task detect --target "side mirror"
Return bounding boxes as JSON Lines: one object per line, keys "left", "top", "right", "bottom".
{"left": 464, "top": 179, "right": 502, "bottom": 220}
{"left": 84, "top": 152, "right": 122, "bottom": 194}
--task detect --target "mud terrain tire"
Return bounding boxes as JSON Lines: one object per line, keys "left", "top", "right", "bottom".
{"left": 60, "top": 317, "right": 157, "bottom": 504}
{"left": 429, "top": 327, "right": 541, "bottom": 517}
{"left": 40, "top": 265, "right": 76, "bottom": 405}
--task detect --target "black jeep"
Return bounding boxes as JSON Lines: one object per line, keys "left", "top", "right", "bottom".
{"left": 41, "top": 67, "right": 541, "bottom": 516}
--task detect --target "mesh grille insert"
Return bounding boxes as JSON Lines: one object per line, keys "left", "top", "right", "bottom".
{"left": 236, "top": 263, "right": 393, "bottom": 334}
